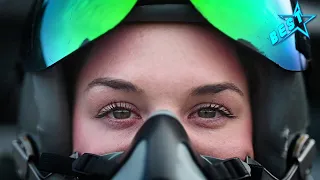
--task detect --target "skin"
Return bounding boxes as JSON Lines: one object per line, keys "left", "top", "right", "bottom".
{"left": 73, "top": 23, "right": 254, "bottom": 159}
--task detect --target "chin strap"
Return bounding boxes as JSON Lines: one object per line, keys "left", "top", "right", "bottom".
{"left": 12, "top": 134, "right": 316, "bottom": 180}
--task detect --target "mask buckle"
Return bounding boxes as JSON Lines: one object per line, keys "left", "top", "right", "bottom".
{"left": 243, "top": 134, "right": 316, "bottom": 180}
{"left": 283, "top": 134, "right": 317, "bottom": 180}
{"left": 12, "top": 135, "right": 44, "bottom": 180}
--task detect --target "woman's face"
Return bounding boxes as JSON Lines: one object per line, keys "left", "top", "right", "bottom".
{"left": 73, "top": 23, "right": 254, "bottom": 159}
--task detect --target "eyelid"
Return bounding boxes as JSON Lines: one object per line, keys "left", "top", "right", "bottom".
{"left": 188, "top": 102, "right": 235, "bottom": 118}
{"left": 96, "top": 101, "right": 140, "bottom": 118}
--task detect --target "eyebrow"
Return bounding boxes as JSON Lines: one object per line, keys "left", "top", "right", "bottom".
{"left": 86, "top": 78, "right": 243, "bottom": 97}
{"left": 86, "top": 78, "right": 143, "bottom": 93}
{"left": 190, "top": 82, "right": 244, "bottom": 96}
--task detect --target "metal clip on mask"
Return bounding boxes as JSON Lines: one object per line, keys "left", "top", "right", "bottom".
{"left": 19, "top": 111, "right": 313, "bottom": 180}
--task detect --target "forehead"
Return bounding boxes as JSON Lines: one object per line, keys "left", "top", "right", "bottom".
{"left": 79, "top": 23, "right": 246, "bottom": 89}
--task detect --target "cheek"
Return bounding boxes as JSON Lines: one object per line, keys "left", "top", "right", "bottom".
{"left": 185, "top": 118, "right": 253, "bottom": 159}
{"left": 72, "top": 111, "right": 140, "bottom": 155}
{"left": 73, "top": 117, "right": 253, "bottom": 158}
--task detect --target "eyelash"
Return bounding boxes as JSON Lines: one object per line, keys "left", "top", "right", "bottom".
{"left": 188, "top": 103, "right": 236, "bottom": 119}
{"left": 95, "top": 101, "right": 140, "bottom": 119}
{"left": 96, "top": 102, "right": 235, "bottom": 120}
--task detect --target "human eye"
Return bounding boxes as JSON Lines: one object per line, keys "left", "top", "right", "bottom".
{"left": 188, "top": 103, "right": 236, "bottom": 128}
{"left": 95, "top": 101, "right": 142, "bottom": 129}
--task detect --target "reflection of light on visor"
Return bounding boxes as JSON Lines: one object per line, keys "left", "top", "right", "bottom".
{"left": 33, "top": 0, "right": 305, "bottom": 71}
{"left": 40, "top": 0, "right": 138, "bottom": 67}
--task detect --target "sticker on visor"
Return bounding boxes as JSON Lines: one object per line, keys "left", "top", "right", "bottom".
{"left": 191, "top": 0, "right": 315, "bottom": 71}
{"left": 26, "top": 0, "right": 314, "bottom": 71}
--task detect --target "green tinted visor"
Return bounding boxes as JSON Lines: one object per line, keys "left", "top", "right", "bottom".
{"left": 25, "top": 0, "right": 310, "bottom": 71}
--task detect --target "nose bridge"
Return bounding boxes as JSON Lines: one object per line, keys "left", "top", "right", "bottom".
{"left": 146, "top": 89, "right": 185, "bottom": 116}
{"left": 146, "top": 76, "right": 197, "bottom": 119}
{"left": 147, "top": 110, "right": 179, "bottom": 120}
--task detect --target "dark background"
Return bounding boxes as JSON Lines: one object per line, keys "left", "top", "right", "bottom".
{"left": 0, "top": 0, "right": 319, "bottom": 179}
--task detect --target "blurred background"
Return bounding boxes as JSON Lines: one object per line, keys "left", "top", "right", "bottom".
{"left": 0, "top": 0, "right": 319, "bottom": 179}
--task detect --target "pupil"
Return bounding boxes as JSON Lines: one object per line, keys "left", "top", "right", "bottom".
{"left": 113, "top": 109, "right": 131, "bottom": 119}
{"left": 198, "top": 108, "right": 216, "bottom": 118}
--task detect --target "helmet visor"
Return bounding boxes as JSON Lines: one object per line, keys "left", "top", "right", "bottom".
{"left": 25, "top": 0, "right": 307, "bottom": 71}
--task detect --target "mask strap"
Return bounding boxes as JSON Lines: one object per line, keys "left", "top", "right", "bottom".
{"left": 21, "top": 134, "right": 316, "bottom": 180}
{"left": 245, "top": 134, "right": 316, "bottom": 180}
